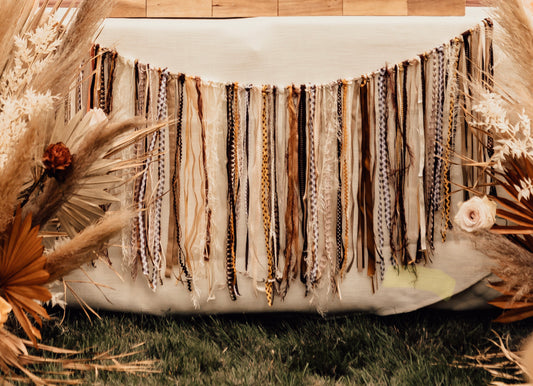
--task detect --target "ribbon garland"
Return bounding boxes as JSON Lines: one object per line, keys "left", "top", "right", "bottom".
{"left": 86, "top": 21, "right": 491, "bottom": 305}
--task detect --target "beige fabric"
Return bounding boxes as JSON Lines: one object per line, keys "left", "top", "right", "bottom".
{"left": 63, "top": 9, "right": 497, "bottom": 315}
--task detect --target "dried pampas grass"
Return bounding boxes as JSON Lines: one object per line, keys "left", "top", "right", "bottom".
{"left": 0, "top": 0, "right": 163, "bottom": 381}
{"left": 0, "top": 126, "right": 42, "bottom": 233}
{"left": 469, "top": 231, "right": 533, "bottom": 298}
{"left": 0, "top": 1, "right": 35, "bottom": 77}
{"left": 45, "top": 209, "right": 132, "bottom": 282}
{"left": 34, "top": 0, "right": 115, "bottom": 98}
{"left": 488, "top": 0, "right": 533, "bottom": 113}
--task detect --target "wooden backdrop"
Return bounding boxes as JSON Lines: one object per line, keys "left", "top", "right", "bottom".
{"left": 47, "top": 0, "right": 485, "bottom": 17}
{"left": 108, "top": 0, "right": 467, "bottom": 17}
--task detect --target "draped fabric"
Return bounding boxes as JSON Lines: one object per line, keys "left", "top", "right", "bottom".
{"left": 66, "top": 20, "right": 494, "bottom": 311}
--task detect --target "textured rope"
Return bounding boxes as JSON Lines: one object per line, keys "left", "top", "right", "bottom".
{"left": 151, "top": 68, "right": 169, "bottom": 289}
{"left": 307, "top": 86, "right": 319, "bottom": 288}
{"left": 335, "top": 82, "right": 344, "bottom": 277}
{"left": 225, "top": 83, "right": 238, "bottom": 300}
{"left": 98, "top": 51, "right": 106, "bottom": 110}
{"left": 427, "top": 46, "right": 446, "bottom": 250}
{"left": 171, "top": 74, "right": 192, "bottom": 291}
{"left": 441, "top": 41, "right": 461, "bottom": 242}
{"left": 377, "top": 67, "right": 391, "bottom": 278}
{"left": 77, "top": 69, "right": 83, "bottom": 112}
{"left": 134, "top": 64, "right": 152, "bottom": 281}
{"left": 261, "top": 86, "right": 275, "bottom": 306}
{"left": 340, "top": 80, "right": 351, "bottom": 276}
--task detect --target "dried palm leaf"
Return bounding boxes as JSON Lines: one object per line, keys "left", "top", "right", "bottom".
{"left": 25, "top": 110, "right": 159, "bottom": 237}
{"left": 0, "top": 208, "right": 51, "bottom": 344}
{"left": 23, "top": 116, "right": 144, "bottom": 228}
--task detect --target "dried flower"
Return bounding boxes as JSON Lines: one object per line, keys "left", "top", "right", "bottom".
{"left": 454, "top": 196, "right": 497, "bottom": 233}
{"left": 42, "top": 142, "right": 72, "bottom": 179}
{"left": 0, "top": 296, "right": 11, "bottom": 327}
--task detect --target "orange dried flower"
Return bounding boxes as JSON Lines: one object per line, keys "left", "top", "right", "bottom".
{"left": 42, "top": 142, "right": 72, "bottom": 175}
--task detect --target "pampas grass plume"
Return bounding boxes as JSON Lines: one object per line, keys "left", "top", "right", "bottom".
{"left": 45, "top": 208, "right": 132, "bottom": 282}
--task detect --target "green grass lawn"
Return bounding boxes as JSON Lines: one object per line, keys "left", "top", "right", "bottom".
{"left": 13, "top": 307, "right": 527, "bottom": 385}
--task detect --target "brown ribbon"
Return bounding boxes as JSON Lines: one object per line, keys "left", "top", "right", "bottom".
{"left": 280, "top": 85, "right": 300, "bottom": 298}
{"left": 195, "top": 77, "right": 212, "bottom": 262}
{"left": 357, "top": 78, "right": 377, "bottom": 283}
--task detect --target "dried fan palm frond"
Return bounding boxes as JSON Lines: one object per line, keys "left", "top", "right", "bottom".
{"left": 0, "top": 208, "right": 51, "bottom": 344}
{"left": 23, "top": 116, "right": 145, "bottom": 229}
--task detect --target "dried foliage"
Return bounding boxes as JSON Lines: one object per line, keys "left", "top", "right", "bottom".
{"left": 0, "top": 330, "right": 159, "bottom": 385}
{"left": 463, "top": 0, "right": 533, "bottom": 323}
{"left": 0, "top": 208, "right": 51, "bottom": 344}
{"left": 0, "top": 0, "right": 160, "bottom": 382}
{"left": 45, "top": 209, "right": 132, "bottom": 282}
{"left": 458, "top": 331, "right": 532, "bottom": 385}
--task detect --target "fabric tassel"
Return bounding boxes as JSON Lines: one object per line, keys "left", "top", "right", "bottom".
{"left": 297, "top": 85, "right": 308, "bottom": 286}
{"left": 225, "top": 83, "right": 239, "bottom": 300}
{"left": 335, "top": 82, "right": 344, "bottom": 279}
{"left": 235, "top": 86, "right": 251, "bottom": 274}
{"left": 280, "top": 86, "right": 301, "bottom": 298}
{"left": 260, "top": 86, "right": 275, "bottom": 306}
{"left": 307, "top": 85, "right": 319, "bottom": 290}
{"left": 357, "top": 77, "right": 377, "bottom": 283}
{"left": 377, "top": 67, "right": 393, "bottom": 276}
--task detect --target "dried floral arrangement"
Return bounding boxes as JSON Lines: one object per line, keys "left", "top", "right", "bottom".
{"left": 0, "top": 0, "right": 159, "bottom": 382}
{"left": 451, "top": 0, "right": 533, "bottom": 383}
{"left": 454, "top": 0, "right": 533, "bottom": 325}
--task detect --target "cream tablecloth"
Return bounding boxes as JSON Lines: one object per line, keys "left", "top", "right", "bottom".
{"left": 63, "top": 8, "right": 497, "bottom": 315}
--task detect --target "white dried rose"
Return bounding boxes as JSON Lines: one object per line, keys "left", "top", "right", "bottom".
{"left": 454, "top": 196, "right": 497, "bottom": 232}
{"left": 0, "top": 296, "right": 12, "bottom": 327}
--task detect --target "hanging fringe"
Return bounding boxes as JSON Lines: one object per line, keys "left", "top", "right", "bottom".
{"left": 94, "top": 21, "right": 493, "bottom": 302}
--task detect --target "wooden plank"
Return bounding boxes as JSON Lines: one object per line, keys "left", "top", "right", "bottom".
{"left": 344, "top": 0, "right": 408, "bottom": 15}
{"left": 110, "top": 0, "right": 146, "bottom": 18}
{"left": 50, "top": 0, "right": 468, "bottom": 17}
{"left": 279, "top": 0, "right": 342, "bottom": 16}
{"left": 212, "top": 0, "right": 277, "bottom": 17}
{"left": 147, "top": 0, "right": 211, "bottom": 17}
{"left": 408, "top": 0, "right": 465, "bottom": 15}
